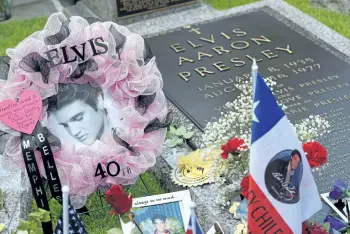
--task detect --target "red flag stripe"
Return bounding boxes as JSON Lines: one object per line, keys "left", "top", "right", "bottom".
{"left": 247, "top": 175, "right": 293, "bottom": 234}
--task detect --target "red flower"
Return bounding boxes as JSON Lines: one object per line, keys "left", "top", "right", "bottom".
{"left": 105, "top": 185, "right": 132, "bottom": 215}
{"left": 302, "top": 221, "right": 328, "bottom": 234}
{"left": 302, "top": 141, "right": 328, "bottom": 168}
{"left": 220, "top": 138, "right": 247, "bottom": 159}
{"left": 221, "top": 151, "right": 229, "bottom": 159}
{"left": 240, "top": 174, "right": 250, "bottom": 198}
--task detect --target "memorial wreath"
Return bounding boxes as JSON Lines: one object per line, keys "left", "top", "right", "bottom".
{"left": 0, "top": 13, "right": 170, "bottom": 208}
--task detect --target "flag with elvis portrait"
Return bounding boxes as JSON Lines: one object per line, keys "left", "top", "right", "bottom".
{"left": 248, "top": 73, "right": 322, "bottom": 233}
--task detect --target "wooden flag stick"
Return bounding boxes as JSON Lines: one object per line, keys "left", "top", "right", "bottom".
{"left": 62, "top": 186, "right": 69, "bottom": 234}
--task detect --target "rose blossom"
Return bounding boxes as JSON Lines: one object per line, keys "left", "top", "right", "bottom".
{"left": 105, "top": 185, "right": 132, "bottom": 215}
{"left": 221, "top": 138, "right": 246, "bottom": 159}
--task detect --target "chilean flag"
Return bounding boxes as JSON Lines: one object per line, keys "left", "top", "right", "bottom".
{"left": 248, "top": 73, "right": 322, "bottom": 233}
{"left": 185, "top": 214, "right": 204, "bottom": 234}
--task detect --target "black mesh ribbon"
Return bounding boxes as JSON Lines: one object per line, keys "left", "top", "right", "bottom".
{"left": 69, "top": 59, "right": 98, "bottom": 80}
{"left": 19, "top": 52, "right": 51, "bottom": 84}
{"left": 144, "top": 111, "right": 173, "bottom": 133}
{"left": 135, "top": 93, "right": 156, "bottom": 115}
{"left": 21, "top": 133, "right": 53, "bottom": 234}
{"left": 43, "top": 17, "right": 100, "bottom": 46}
{"left": 44, "top": 20, "right": 71, "bottom": 46}
{"left": 112, "top": 128, "right": 140, "bottom": 156}
{"left": 109, "top": 25, "right": 126, "bottom": 57}
{"left": 0, "top": 56, "right": 10, "bottom": 80}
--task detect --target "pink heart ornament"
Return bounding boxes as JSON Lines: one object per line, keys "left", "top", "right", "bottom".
{"left": 0, "top": 90, "right": 42, "bottom": 134}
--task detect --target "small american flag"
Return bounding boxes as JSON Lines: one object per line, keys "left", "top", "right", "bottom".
{"left": 186, "top": 214, "right": 204, "bottom": 234}
{"left": 54, "top": 201, "right": 88, "bottom": 234}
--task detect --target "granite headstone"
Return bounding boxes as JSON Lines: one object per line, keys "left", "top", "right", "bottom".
{"left": 146, "top": 10, "right": 350, "bottom": 193}
{"left": 116, "top": 0, "right": 196, "bottom": 18}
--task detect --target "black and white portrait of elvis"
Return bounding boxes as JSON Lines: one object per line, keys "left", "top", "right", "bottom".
{"left": 47, "top": 83, "right": 124, "bottom": 148}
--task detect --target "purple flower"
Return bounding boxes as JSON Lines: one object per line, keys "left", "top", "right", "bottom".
{"left": 329, "top": 180, "right": 348, "bottom": 200}
{"left": 324, "top": 215, "right": 347, "bottom": 231}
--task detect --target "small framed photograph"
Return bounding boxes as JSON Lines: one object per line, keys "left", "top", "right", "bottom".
{"left": 321, "top": 193, "right": 348, "bottom": 222}
{"left": 121, "top": 190, "right": 192, "bottom": 234}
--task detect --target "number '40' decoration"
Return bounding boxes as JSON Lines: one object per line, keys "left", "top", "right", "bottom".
{"left": 95, "top": 161, "right": 121, "bottom": 179}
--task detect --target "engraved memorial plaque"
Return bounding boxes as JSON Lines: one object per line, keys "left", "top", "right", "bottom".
{"left": 116, "top": 0, "right": 196, "bottom": 18}
{"left": 146, "top": 9, "right": 350, "bottom": 192}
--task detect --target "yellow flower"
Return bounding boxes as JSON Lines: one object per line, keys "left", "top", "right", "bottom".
{"left": 229, "top": 202, "right": 240, "bottom": 216}
{"left": 234, "top": 221, "right": 248, "bottom": 234}
{"left": 236, "top": 224, "right": 245, "bottom": 230}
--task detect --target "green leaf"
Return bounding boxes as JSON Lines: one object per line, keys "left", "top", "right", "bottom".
{"left": 120, "top": 213, "right": 131, "bottom": 224}
{"left": 28, "top": 220, "right": 38, "bottom": 232}
{"left": 28, "top": 211, "right": 42, "bottom": 219}
{"left": 28, "top": 212, "right": 42, "bottom": 224}
{"left": 166, "top": 131, "right": 173, "bottom": 138}
{"left": 167, "top": 137, "right": 183, "bottom": 148}
{"left": 176, "top": 126, "right": 186, "bottom": 136}
{"left": 182, "top": 131, "right": 194, "bottom": 139}
{"left": 41, "top": 210, "right": 51, "bottom": 223}
{"left": 17, "top": 219, "right": 29, "bottom": 231}
{"left": 322, "top": 222, "right": 330, "bottom": 231}
{"left": 169, "top": 126, "right": 177, "bottom": 134}
{"left": 107, "top": 228, "right": 123, "bottom": 234}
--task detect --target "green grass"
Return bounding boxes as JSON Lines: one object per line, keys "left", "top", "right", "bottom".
{"left": 0, "top": 17, "right": 48, "bottom": 56}
{"left": 285, "top": 0, "right": 350, "bottom": 39}
{"left": 205, "top": 0, "right": 259, "bottom": 10}
{"left": 204, "top": 0, "right": 350, "bottom": 39}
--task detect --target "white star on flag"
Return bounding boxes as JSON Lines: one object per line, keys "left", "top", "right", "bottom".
{"left": 252, "top": 101, "right": 260, "bottom": 123}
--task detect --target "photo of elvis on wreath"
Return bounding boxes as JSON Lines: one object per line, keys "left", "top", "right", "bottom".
{"left": 47, "top": 82, "right": 124, "bottom": 148}
{"left": 265, "top": 149, "right": 303, "bottom": 204}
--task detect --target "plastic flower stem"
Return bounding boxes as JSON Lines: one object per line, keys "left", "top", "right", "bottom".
{"left": 128, "top": 212, "right": 144, "bottom": 234}
{"left": 134, "top": 220, "right": 144, "bottom": 234}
